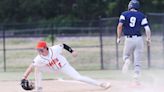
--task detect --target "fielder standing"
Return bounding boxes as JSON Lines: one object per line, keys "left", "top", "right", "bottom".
{"left": 21, "top": 41, "right": 111, "bottom": 92}
{"left": 117, "top": 0, "right": 151, "bottom": 85}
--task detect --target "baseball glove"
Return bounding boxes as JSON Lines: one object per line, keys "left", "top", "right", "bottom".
{"left": 21, "top": 79, "right": 34, "bottom": 90}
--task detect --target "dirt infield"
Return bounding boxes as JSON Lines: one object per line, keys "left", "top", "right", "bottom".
{"left": 0, "top": 79, "right": 163, "bottom": 92}
{"left": 0, "top": 70, "right": 164, "bottom": 92}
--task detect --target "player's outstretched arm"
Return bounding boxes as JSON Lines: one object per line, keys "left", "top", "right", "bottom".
{"left": 22, "top": 64, "right": 34, "bottom": 79}
{"left": 21, "top": 64, "right": 35, "bottom": 91}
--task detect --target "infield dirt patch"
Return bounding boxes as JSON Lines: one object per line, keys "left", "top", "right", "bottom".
{"left": 0, "top": 79, "right": 163, "bottom": 92}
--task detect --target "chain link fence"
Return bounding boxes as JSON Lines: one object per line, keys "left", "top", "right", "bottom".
{"left": 0, "top": 14, "right": 164, "bottom": 72}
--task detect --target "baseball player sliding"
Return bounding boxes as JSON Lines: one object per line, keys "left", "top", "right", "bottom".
{"left": 21, "top": 41, "right": 111, "bottom": 92}
{"left": 117, "top": 0, "right": 151, "bottom": 85}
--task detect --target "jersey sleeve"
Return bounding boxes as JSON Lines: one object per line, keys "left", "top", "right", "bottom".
{"left": 141, "top": 17, "right": 149, "bottom": 27}
{"left": 32, "top": 55, "right": 40, "bottom": 66}
{"left": 32, "top": 55, "right": 46, "bottom": 67}
{"left": 51, "top": 44, "right": 63, "bottom": 55}
{"left": 119, "top": 14, "right": 126, "bottom": 24}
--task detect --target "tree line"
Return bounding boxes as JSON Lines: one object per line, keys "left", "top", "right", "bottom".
{"left": 0, "top": 0, "right": 163, "bottom": 24}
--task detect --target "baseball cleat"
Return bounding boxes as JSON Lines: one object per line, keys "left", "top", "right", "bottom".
{"left": 133, "top": 73, "right": 140, "bottom": 79}
{"left": 133, "top": 73, "right": 141, "bottom": 85}
{"left": 100, "top": 82, "right": 111, "bottom": 89}
{"left": 122, "top": 60, "right": 130, "bottom": 74}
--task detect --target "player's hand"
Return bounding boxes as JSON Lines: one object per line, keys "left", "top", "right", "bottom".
{"left": 146, "top": 38, "right": 151, "bottom": 46}
{"left": 22, "top": 76, "right": 27, "bottom": 80}
{"left": 72, "top": 50, "right": 78, "bottom": 57}
{"left": 117, "top": 38, "right": 121, "bottom": 44}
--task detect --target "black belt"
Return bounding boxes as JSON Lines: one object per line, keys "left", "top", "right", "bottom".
{"left": 125, "top": 35, "right": 141, "bottom": 38}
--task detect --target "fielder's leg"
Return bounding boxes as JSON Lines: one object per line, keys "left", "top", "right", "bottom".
{"left": 34, "top": 67, "right": 43, "bottom": 92}
{"left": 60, "top": 64, "right": 111, "bottom": 89}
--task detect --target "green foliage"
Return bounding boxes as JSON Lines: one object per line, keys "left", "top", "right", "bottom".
{"left": 52, "top": 15, "right": 78, "bottom": 26}
{"left": 43, "top": 35, "right": 56, "bottom": 43}
{"left": 141, "top": 0, "right": 164, "bottom": 12}
{"left": 0, "top": 0, "right": 163, "bottom": 23}
{"left": 107, "top": 2, "right": 117, "bottom": 16}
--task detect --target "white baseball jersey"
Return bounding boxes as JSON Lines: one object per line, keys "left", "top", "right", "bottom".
{"left": 32, "top": 44, "right": 102, "bottom": 88}
{"left": 33, "top": 44, "right": 68, "bottom": 71}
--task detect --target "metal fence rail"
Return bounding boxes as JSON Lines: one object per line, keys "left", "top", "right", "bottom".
{"left": 0, "top": 15, "right": 164, "bottom": 72}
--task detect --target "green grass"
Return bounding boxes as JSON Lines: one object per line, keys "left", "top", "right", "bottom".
{"left": 0, "top": 36, "right": 164, "bottom": 72}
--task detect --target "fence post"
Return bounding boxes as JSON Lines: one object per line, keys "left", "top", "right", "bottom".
{"left": 147, "top": 42, "right": 151, "bottom": 68}
{"left": 51, "top": 23, "right": 54, "bottom": 46}
{"left": 115, "top": 35, "right": 119, "bottom": 69}
{"left": 99, "top": 18, "right": 104, "bottom": 70}
{"left": 99, "top": 29, "right": 104, "bottom": 70}
{"left": 2, "top": 26, "right": 6, "bottom": 72}
{"left": 163, "top": 17, "right": 164, "bottom": 68}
